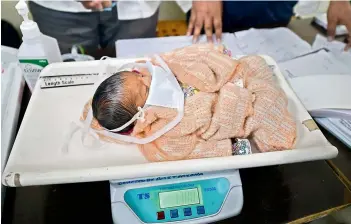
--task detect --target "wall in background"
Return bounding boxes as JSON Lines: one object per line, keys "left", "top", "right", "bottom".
{"left": 1, "top": 1, "right": 25, "bottom": 32}
{"left": 159, "top": 1, "right": 186, "bottom": 21}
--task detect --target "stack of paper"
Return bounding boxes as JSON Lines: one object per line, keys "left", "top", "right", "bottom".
{"left": 234, "top": 27, "right": 312, "bottom": 62}
{"left": 312, "top": 34, "right": 350, "bottom": 55}
{"left": 116, "top": 33, "right": 243, "bottom": 58}
{"left": 280, "top": 50, "right": 350, "bottom": 78}
{"left": 315, "top": 118, "right": 351, "bottom": 148}
{"left": 279, "top": 49, "right": 351, "bottom": 147}
{"left": 117, "top": 28, "right": 313, "bottom": 63}
{"left": 287, "top": 75, "right": 351, "bottom": 118}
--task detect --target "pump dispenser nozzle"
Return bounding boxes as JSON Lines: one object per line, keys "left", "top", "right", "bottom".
{"left": 16, "top": 0, "right": 30, "bottom": 22}
{"left": 16, "top": 0, "right": 41, "bottom": 39}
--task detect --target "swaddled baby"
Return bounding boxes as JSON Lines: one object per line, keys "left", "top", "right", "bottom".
{"left": 81, "top": 43, "right": 296, "bottom": 162}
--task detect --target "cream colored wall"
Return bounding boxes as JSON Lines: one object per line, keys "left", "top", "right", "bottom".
{"left": 1, "top": 1, "right": 25, "bottom": 32}
{"left": 1, "top": 1, "right": 186, "bottom": 33}
{"left": 158, "top": 1, "right": 186, "bottom": 21}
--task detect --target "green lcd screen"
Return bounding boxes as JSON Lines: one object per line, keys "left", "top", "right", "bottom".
{"left": 159, "top": 188, "right": 200, "bottom": 209}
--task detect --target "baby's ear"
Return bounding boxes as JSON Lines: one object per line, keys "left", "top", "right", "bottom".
{"left": 139, "top": 71, "right": 152, "bottom": 87}
{"left": 138, "top": 67, "right": 151, "bottom": 77}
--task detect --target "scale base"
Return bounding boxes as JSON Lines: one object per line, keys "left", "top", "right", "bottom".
{"left": 110, "top": 170, "right": 243, "bottom": 224}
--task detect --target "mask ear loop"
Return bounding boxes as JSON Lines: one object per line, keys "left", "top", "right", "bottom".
{"left": 61, "top": 113, "right": 107, "bottom": 154}
{"left": 61, "top": 122, "right": 82, "bottom": 153}
{"left": 106, "top": 107, "right": 145, "bottom": 133}
{"left": 77, "top": 109, "right": 107, "bottom": 150}
{"left": 81, "top": 123, "right": 105, "bottom": 149}
{"left": 98, "top": 56, "right": 111, "bottom": 77}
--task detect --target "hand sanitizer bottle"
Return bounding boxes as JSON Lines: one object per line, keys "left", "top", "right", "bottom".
{"left": 16, "top": 0, "right": 62, "bottom": 92}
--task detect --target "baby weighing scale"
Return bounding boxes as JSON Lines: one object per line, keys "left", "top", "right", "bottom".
{"left": 3, "top": 56, "right": 338, "bottom": 224}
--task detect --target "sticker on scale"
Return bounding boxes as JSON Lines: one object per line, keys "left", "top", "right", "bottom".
{"left": 40, "top": 73, "right": 99, "bottom": 88}
{"left": 19, "top": 59, "right": 49, "bottom": 91}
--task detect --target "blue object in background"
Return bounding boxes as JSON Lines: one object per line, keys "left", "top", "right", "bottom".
{"left": 222, "top": 1, "right": 298, "bottom": 32}
{"left": 187, "top": 1, "right": 298, "bottom": 33}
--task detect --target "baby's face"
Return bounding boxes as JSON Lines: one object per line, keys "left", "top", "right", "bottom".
{"left": 123, "top": 69, "right": 151, "bottom": 107}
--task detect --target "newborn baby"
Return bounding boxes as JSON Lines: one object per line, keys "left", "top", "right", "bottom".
{"left": 81, "top": 44, "right": 296, "bottom": 162}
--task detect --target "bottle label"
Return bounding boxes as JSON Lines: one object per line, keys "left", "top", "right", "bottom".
{"left": 19, "top": 59, "right": 49, "bottom": 91}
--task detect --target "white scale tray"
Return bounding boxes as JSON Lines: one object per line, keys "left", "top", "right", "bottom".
{"left": 2, "top": 56, "right": 338, "bottom": 187}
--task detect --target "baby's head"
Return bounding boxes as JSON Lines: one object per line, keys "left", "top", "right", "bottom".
{"left": 92, "top": 70, "right": 151, "bottom": 133}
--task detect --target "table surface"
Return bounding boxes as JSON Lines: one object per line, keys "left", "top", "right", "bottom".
{"left": 2, "top": 18, "right": 351, "bottom": 224}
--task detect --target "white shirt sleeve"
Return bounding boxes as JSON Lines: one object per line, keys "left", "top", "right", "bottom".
{"left": 175, "top": 0, "right": 192, "bottom": 13}
{"left": 118, "top": 0, "right": 192, "bottom": 20}
{"left": 33, "top": 0, "right": 192, "bottom": 20}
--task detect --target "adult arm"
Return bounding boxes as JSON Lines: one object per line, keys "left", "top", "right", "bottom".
{"left": 186, "top": 1, "right": 223, "bottom": 43}
{"left": 327, "top": 0, "right": 351, "bottom": 51}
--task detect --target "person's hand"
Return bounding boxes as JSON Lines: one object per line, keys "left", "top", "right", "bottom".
{"left": 327, "top": 0, "right": 351, "bottom": 51}
{"left": 80, "top": 0, "right": 112, "bottom": 11}
{"left": 187, "top": 1, "right": 223, "bottom": 43}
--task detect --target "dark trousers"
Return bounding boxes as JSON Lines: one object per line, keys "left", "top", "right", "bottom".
{"left": 28, "top": 1, "right": 159, "bottom": 54}
{"left": 187, "top": 1, "right": 297, "bottom": 33}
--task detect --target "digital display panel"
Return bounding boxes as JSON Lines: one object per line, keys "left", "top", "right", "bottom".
{"left": 159, "top": 188, "right": 200, "bottom": 209}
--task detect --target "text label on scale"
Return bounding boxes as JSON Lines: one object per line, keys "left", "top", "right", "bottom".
{"left": 40, "top": 73, "right": 99, "bottom": 88}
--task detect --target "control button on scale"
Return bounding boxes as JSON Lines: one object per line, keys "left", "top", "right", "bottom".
{"left": 157, "top": 211, "right": 165, "bottom": 220}
{"left": 197, "top": 206, "right": 205, "bottom": 215}
{"left": 170, "top": 209, "right": 178, "bottom": 218}
{"left": 183, "top": 208, "right": 192, "bottom": 216}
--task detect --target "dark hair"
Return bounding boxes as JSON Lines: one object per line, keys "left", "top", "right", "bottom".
{"left": 92, "top": 72, "right": 137, "bottom": 133}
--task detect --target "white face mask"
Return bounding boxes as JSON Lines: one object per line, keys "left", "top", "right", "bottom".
{"left": 82, "top": 55, "right": 184, "bottom": 145}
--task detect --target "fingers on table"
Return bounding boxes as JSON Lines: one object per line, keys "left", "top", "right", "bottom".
{"left": 214, "top": 17, "right": 222, "bottom": 42}
{"left": 343, "top": 19, "right": 351, "bottom": 51}
{"left": 193, "top": 14, "right": 204, "bottom": 43}
{"left": 186, "top": 12, "right": 196, "bottom": 36}
{"left": 327, "top": 13, "right": 338, "bottom": 39}
{"left": 345, "top": 36, "right": 351, "bottom": 51}
{"left": 204, "top": 16, "right": 213, "bottom": 42}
